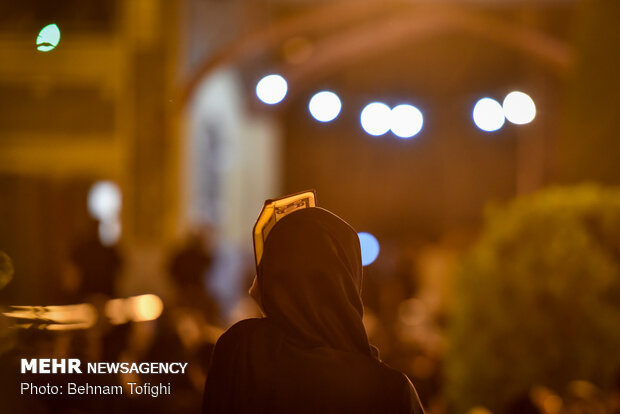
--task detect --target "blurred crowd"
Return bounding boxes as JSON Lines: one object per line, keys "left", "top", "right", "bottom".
{"left": 1, "top": 211, "right": 620, "bottom": 414}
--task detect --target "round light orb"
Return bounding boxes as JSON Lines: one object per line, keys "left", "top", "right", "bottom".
{"left": 357, "top": 232, "right": 380, "bottom": 266}
{"left": 36, "top": 23, "right": 61, "bottom": 52}
{"left": 308, "top": 91, "right": 342, "bottom": 122}
{"left": 88, "top": 181, "right": 122, "bottom": 222}
{"left": 256, "top": 74, "right": 288, "bottom": 105}
{"left": 390, "top": 104, "right": 424, "bottom": 138}
{"left": 473, "top": 98, "right": 505, "bottom": 132}
{"left": 503, "top": 91, "right": 536, "bottom": 125}
{"left": 360, "top": 102, "right": 391, "bottom": 136}
{"left": 130, "top": 294, "right": 164, "bottom": 322}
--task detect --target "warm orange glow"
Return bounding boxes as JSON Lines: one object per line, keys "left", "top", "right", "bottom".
{"left": 541, "top": 394, "right": 562, "bottom": 414}
{"left": 45, "top": 322, "right": 96, "bottom": 331}
{"left": 4, "top": 295, "right": 164, "bottom": 330}
{"left": 3, "top": 304, "right": 97, "bottom": 329}
{"left": 104, "top": 297, "right": 129, "bottom": 325}
{"left": 466, "top": 406, "right": 493, "bottom": 414}
{"left": 128, "top": 294, "right": 164, "bottom": 322}
{"left": 104, "top": 294, "right": 165, "bottom": 324}
{"left": 531, "top": 386, "right": 563, "bottom": 414}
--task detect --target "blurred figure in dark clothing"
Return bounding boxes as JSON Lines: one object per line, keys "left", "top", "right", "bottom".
{"left": 203, "top": 207, "right": 425, "bottom": 414}
{"left": 69, "top": 218, "right": 122, "bottom": 300}
{"left": 169, "top": 230, "right": 212, "bottom": 289}
{"left": 167, "top": 228, "right": 219, "bottom": 323}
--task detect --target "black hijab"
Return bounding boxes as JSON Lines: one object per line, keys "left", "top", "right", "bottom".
{"left": 203, "top": 207, "right": 424, "bottom": 414}
{"left": 255, "top": 207, "right": 373, "bottom": 356}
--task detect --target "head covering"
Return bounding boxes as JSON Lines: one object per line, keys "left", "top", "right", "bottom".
{"left": 202, "top": 207, "right": 425, "bottom": 414}
{"left": 254, "top": 207, "right": 372, "bottom": 356}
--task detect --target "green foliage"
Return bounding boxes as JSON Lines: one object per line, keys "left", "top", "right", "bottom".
{"left": 444, "top": 185, "right": 620, "bottom": 412}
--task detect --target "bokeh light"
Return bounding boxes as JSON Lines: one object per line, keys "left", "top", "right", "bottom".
{"left": 36, "top": 23, "right": 61, "bottom": 52}
{"left": 360, "top": 102, "right": 391, "bottom": 136}
{"left": 129, "top": 294, "right": 164, "bottom": 322}
{"left": 3, "top": 304, "right": 97, "bottom": 330}
{"left": 357, "top": 232, "right": 380, "bottom": 266}
{"left": 473, "top": 98, "right": 505, "bottom": 132}
{"left": 308, "top": 91, "right": 342, "bottom": 122}
{"left": 390, "top": 104, "right": 423, "bottom": 138}
{"left": 503, "top": 91, "right": 536, "bottom": 124}
{"left": 88, "top": 181, "right": 122, "bottom": 245}
{"left": 88, "top": 181, "right": 122, "bottom": 221}
{"left": 105, "top": 294, "right": 165, "bottom": 324}
{"left": 256, "top": 74, "right": 288, "bottom": 105}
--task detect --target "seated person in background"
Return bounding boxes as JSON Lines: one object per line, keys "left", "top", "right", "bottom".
{"left": 202, "top": 203, "right": 424, "bottom": 414}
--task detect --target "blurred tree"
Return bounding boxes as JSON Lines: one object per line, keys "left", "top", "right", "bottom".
{"left": 445, "top": 185, "right": 620, "bottom": 413}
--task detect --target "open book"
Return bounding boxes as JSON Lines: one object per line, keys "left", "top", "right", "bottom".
{"left": 253, "top": 190, "right": 317, "bottom": 268}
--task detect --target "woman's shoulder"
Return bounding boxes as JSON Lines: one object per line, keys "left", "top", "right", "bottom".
{"left": 363, "top": 360, "right": 425, "bottom": 413}
{"left": 216, "top": 318, "right": 274, "bottom": 345}
{"left": 381, "top": 368, "right": 425, "bottom": 414}
{"left": 225, "top": 317, "right": 265, "bottom": 332}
